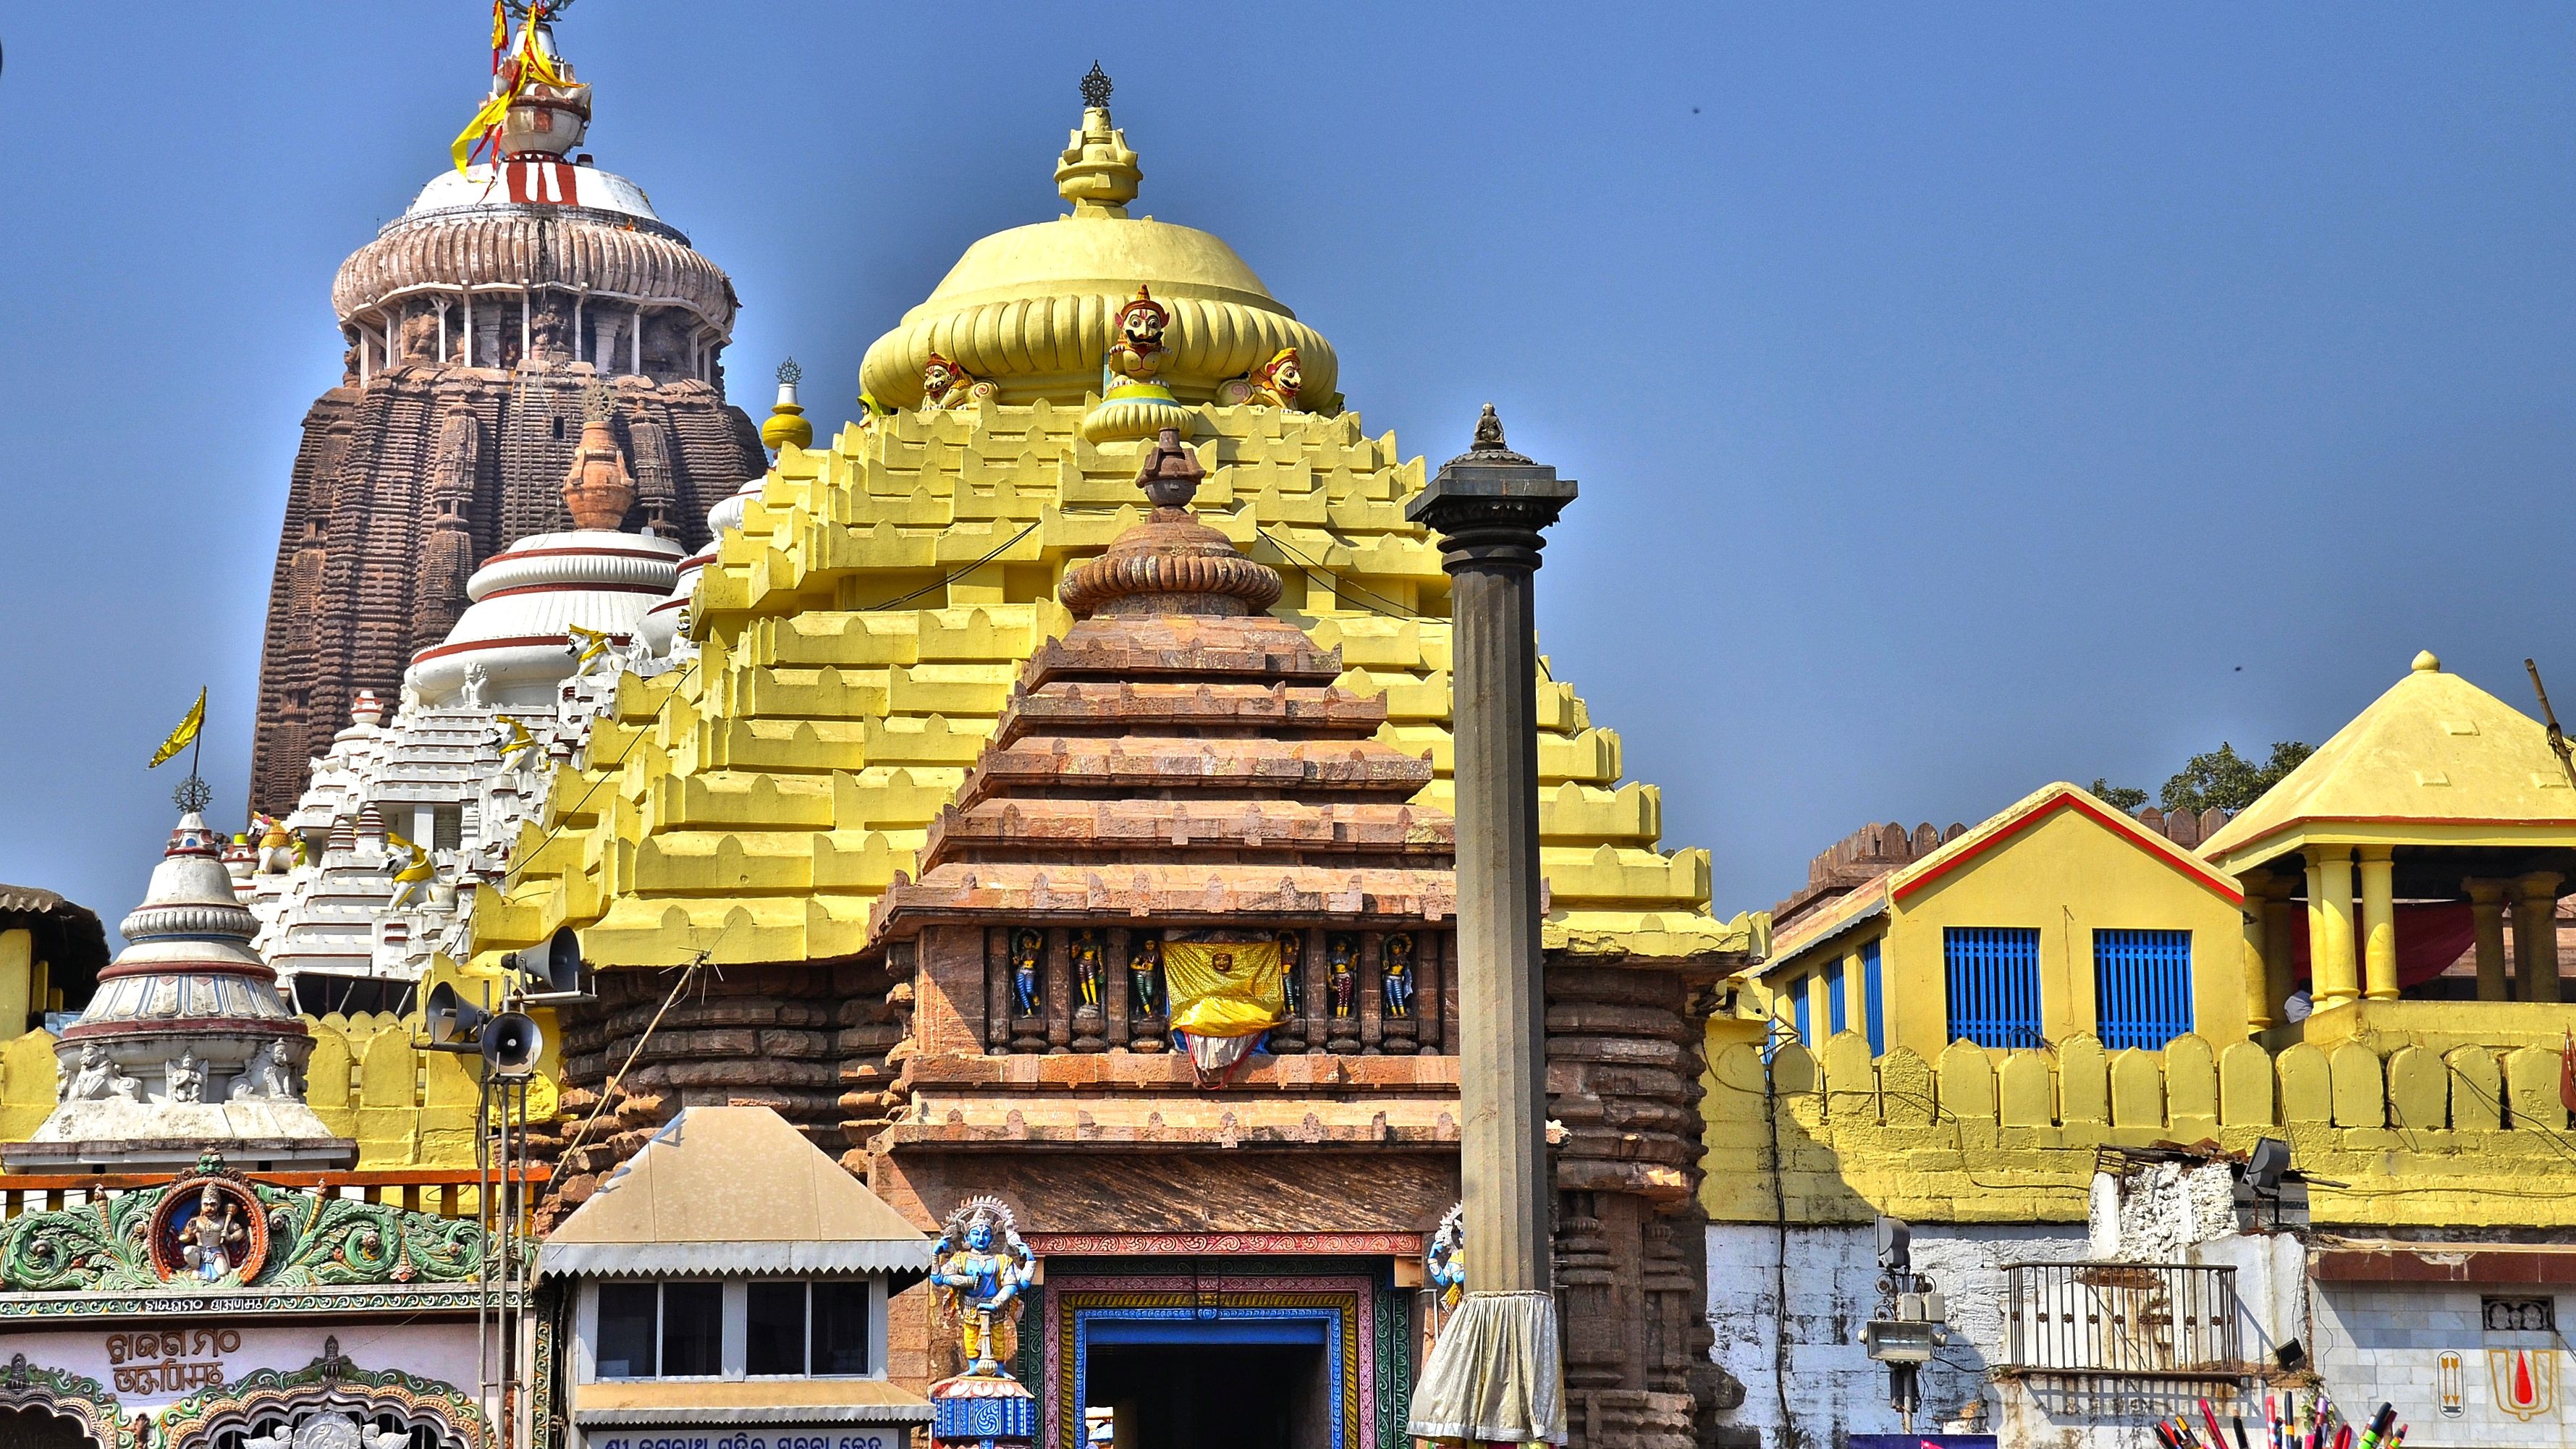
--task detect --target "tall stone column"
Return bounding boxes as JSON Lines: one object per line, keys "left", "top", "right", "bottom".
{"left": 2253, "top": 876, "right": 2297, "bottom": 1030}
{"left": 2466, "top": 879, "right": 2510, "bottom": 1002}
{"left": 2358, "top": 845, "right": 2398, "bottom": 1002}
{"left": 1406, "top": 406, "right": 1576, "bottom": 1448}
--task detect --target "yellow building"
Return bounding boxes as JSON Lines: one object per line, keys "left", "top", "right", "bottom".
{"left": 1705, "top": 654, "right": 2576, "bottom": 1448}
{"left": 2205, "top": 649, "right": 2576, "bottom": 1046}
{"left": 1753, "top": 782, "right": 2251, "bottom": 1057}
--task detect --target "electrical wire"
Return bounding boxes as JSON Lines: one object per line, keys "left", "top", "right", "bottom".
{"left": 1257, "top": 526, "right": 1423, "bottom": 619}
{"left": 857, "top": 518, "right": 1043, "bottom": 612}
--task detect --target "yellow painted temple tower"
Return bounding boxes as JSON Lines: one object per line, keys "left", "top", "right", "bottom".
{"left": 476, "top": 72, "right": 1762, "bottom": 1449}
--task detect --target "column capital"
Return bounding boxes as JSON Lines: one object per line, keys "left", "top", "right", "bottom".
{"left": 2465, "top": 876, "right": 2510, "bottom": 904}
{"left": 2250, "top": 874, "right": 2297, "bottom": 902}
{"left": 2514, "top": 870, "right": 2565, "bottom": 900}
{"left": 1406, "top": 406, "right": 1577, "bottom": 574}
{"left": 2357, "top": 844, "right": 2396, "bottom": 864}
{"left": 2307, "top": 842, "right": 2355, "bottom": 864}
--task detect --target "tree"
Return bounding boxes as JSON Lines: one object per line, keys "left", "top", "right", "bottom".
{"left": 2159, "top": 741, "right": 2314, "bottom": 814}
{"left": 2087, "top": 777, "right": 2150, "bottom": 811}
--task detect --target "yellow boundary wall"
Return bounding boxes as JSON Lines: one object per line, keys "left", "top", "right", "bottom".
{"left": 1702, "top": 1023, "right": 2576, "bottom": 1229}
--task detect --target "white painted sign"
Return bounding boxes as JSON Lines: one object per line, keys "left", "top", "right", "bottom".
{"left": 0, "top": 1322, "right": 480, "bottom": 1414}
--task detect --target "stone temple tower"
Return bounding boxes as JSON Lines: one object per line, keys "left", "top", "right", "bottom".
{"left": 248, "top": 11, "right": 764, "bottom": 816}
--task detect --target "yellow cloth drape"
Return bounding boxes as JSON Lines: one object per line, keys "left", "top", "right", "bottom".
{"left": 450, "top": 9, "right": 578, "bottom": 178}
{"left": 147, "top": 688, "right": 206, "bottom": 769}
{"left": 1164, "top": 940, "right": 1285, "bottom": 1039}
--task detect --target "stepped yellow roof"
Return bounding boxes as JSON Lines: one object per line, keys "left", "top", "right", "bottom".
{"left": 470, "top": 90, "right": 1754, "bottom": 976}
{"left": 2201, "top": 651, "right": 2576, "bottom": 872}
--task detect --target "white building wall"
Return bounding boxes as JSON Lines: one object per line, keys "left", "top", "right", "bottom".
{"left": 1707, "top": 1223, "right": 2315, "bottom": 1449}
{"left": 2310, "top": 1284, "right": 2572, "bottom": 1449}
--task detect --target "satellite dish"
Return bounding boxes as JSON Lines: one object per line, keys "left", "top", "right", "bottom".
{"left": 481, "top": 1011, "right": 544, "bottom": 1077}
{"left": 424, "top": 981, "right": 494, "bottom": 1052}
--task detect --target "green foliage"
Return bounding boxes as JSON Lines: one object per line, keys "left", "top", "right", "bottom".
{"left": 2160, "top": 740, "right": 2315, "bottom": 814}
{"left": 2087, "top": 777, "right": 2150, "bottom": 811}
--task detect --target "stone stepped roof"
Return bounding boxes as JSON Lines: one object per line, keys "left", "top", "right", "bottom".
{"left": 871, "top": 431, "right": 1453, "bottom": 939}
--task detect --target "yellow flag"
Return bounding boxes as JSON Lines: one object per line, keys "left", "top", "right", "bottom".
{"left": 147, "top": 688, "right": 206, "bottom": 769}
{"left": 1165, "top": 939, "right": 1285, "bottom": 1039}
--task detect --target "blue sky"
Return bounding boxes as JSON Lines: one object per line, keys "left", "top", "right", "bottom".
{"left": 3, "top": 3, "right": 2572, "bottom": 932}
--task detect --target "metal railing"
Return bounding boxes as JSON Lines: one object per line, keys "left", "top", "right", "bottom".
{"left": 2004, "top": 1262, "right": 2244, "bottom": 1379}
{"left": 0, "top": 1166, "right": 550, "bottom": 1223}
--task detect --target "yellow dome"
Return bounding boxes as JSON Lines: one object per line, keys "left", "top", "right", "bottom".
{"left": 858, "top": 91, "right": 1338, "bottom": 410}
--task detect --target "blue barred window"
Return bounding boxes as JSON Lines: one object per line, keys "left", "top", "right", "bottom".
{"left": 1862, "top": 939, "right": 1885, "bottom": 1055}
{"left": 1943, "top": 927, "right": 2043, "bottom": 1048}
{"left": 2094, "top": 929, "right": 2194, "bottom": 1049}
{"left": 1824, "top": 960, "right": 1848, "bottom": 1037}
{"left": 1793, "top": 980, "right": 1813, "bottom": 1047}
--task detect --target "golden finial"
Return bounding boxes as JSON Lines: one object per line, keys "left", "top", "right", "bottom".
{"left": 1056, "top": 63, "right": 1140, "bottom": 217}
{"left": 2413, "top": 649, "right": 2441, "bottom": 673}
{"left": 761, "top": 357, "right": 813, "bottom": 454}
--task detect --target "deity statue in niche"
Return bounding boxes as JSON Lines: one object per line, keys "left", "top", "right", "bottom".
{"left": 1009, "top": 929, "right": 1044, "bottom": 1018}
{"left": 1425, "top": 1203, "right": 1466, "bottom": 1326}
{"left": 1275, "top": 929, "right": 1304, "bottom": 1015}
{"left": 1102, "top": 285, "right": 1169, "bottom": 388}
{"left": 1217, "top": 347, "right": 1303, "bottom": 409}
{"left": 921, "top": 352, "right": 995, "bottom": 411}
{"left": 931, "top": 1196, "right": 1037, "bottom": 1377}
{"left": 1128, "top": 935, "right": 1162, "bottom": 1017}
{"left": 1070, "top": 929, "right": 1104, "bottom": 1011}
{"left": 1327, "top": 935, "right": 1358, "bottom": 1019}
{"left": 175, "top": 1183, "right": 250, "bottom": 1281}
{"left": 1382, "top": 932, "right": 1416, "bottom": 1018}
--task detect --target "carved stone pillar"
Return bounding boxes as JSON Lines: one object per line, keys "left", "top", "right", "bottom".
{"left": 2467, "top": 879, "right": 2510, "bottom": 1002}
{"left": 1406, "top": 407, "right": 1574, "bottom": 1447}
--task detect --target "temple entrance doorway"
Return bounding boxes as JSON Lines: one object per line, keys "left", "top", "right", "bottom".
{"left": 0, "top": 1408, "right": 94, "bottom": 1449}
{"left": 1085, "top": 1330, "right": 1330, "bottom": 1449}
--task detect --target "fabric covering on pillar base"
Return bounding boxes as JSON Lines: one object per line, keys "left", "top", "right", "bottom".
{"left": 1406, "top": 1289, "right": 1568, "bottom": 1445}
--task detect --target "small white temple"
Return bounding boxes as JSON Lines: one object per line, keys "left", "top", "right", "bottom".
{"left": 7, "top": 814, "right": 355, "bottom": 1171}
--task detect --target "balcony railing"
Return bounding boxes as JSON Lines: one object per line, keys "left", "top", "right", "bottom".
{"left": 0, "top": 1166, "right": 551, "bottom": 1222}
{"left": 2004, "top": 1262, "right": 2245, "bottom": 1379}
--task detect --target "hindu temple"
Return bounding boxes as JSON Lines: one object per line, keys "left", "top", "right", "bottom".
{"left": 476, "top": 71, "right": 1762, "bottom": 1449}
{"left": 247, "top": 7, "right": 762, "bottom": 816}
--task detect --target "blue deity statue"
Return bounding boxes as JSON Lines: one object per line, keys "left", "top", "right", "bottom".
{"left": 932, "top": 1196, "right": 1038, "bottom": 1377}
{"left": 1383, "top": 933, "right": 1416, "bottom": 1019}
{"left": 1010, "top": 929, "right": 1043, "bottom": 1018}
{"left": 1129, "top": 936, "right": 1162, "bottom": 1017}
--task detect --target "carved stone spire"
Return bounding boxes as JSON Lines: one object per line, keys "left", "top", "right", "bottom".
{"left": 560, "top": 384, "right": 635, "bottom": 530}
{"left": 1057, "top": 428, "right": 1280, "bottom": 619}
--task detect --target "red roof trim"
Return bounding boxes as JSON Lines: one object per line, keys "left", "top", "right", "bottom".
{"left": 475, "top": 581, "right": 670, "bottom": 602}
{"left": 409, "top": 630, "right": 630, "bottom": 665}
{"left": 1891, "top": 792, "right": 2245, "bottom": 907}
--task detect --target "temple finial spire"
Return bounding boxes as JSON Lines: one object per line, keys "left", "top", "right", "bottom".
{"left": 1057, "top": 64, "right": 1140, "bottom": 217}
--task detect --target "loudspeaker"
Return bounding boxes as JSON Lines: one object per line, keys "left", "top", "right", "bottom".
{"left": 481, "top": 1011, "right": 543, "bottom": 1077}
{"left": 1875, "top": 1214, "right": 1911, "bottom": 1273}
{"left": 424, "top": 981, "right": 492, "bottom": 1052}
{"left": 505, "top": 926, "right": 592, "bottom": 999}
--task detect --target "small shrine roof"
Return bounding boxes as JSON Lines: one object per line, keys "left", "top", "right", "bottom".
{"left": 2202, "top": 651, "right": 2576, "bottom": 871}
{"left": 539, "top": 1107, "right": 931, "bottom": 1278}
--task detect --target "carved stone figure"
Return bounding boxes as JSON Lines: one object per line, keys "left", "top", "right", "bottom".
{"left": 61, "top": 1045, "right": 142, "bottom": 1104}
{"left": 1128, "top": 935, "right": 1162, "bottom": 1016}
{"left": 460, "top": 662, "right": 490, "bottom": 709}
{"left": 1327, "top": 934, "right": 1357, "bottom": 1019}
{"left": 1383, "top": 932, "right": 1416, "bottom": 1019}
{"left": 921, "top": 353, "right": 995, "bottom": 411}
{"left": 931, "top": 1196, "right": 1037, "bottom": 1377}
{"left": 1010, "top": 929, "right": 1043, "bottom": 1018}
{"left": 1426, "top": 1201, "right": 1466, "bottom": 1319}
{"left": 385, "top": 832, "right": 436, "bottom": 911}
{"left": 167, "top": 1052, "right": 205, "bottom": 1105}
{"left": 1276, "top": 929, "right": 1304, "bottom": 1015}
{"left": 177, "top": 1184, "right": 248, "bottom": 1281}
{"left": 237, "top": 1041, "right": 294, "bottom": 1101}
{"left": 1217, "top": 347, "right": 1303, "bottom": 409}
{"left": 1070, "top": 929, "right": 1104, "bottom": 1011}
{"left": 1103, "top": 285, "right": 1169, "bottom": 386}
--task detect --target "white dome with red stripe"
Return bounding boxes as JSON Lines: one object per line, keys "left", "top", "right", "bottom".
{"left": 407, "top": 529, "right": 683, "bottom": 706}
